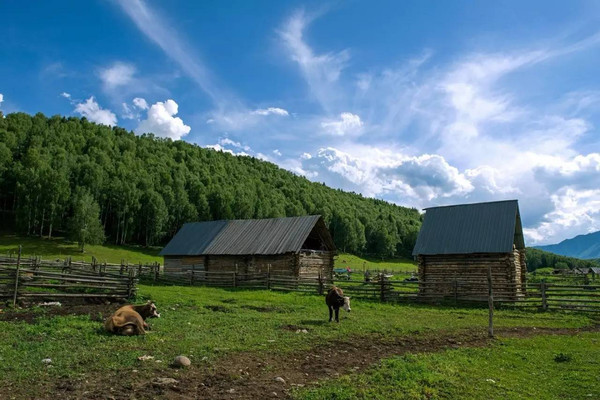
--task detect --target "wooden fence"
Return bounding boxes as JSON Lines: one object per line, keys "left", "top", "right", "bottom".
{"left": 153, "top": 270, "right": 600, "bottom": 313}
{"left": 0, "top": 251, "right": 150, "bottom": 305}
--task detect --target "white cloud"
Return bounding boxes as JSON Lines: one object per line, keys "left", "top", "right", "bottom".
{"left": 115, "top": 0, "right": 232, "bottom": 105}
{"left": 133, "top": 97, "right": 148, "bottom": 110}
{"left": 0, "top": 93, "right": 3, "bottom": 108}
{"left": 61, "top": 92, "right": 71, "bottom": 99}
{"left": 74, "top": 97, "right": 117, "bottom": 126}
{"left": 251, "top": 107, "right": 289, "bottom": 116}
{"left": 136, "top": 99, "right": 191, "bottom": 140}
{"left": 99, "top": 62, "right": 136, "bottom": 89}
{"left": 279, "top": 10, "right": 349, "bottom": 110}
{"left": 273, "top": 149, "right": 282, "bottom": 156}
{"left": 321, "top": 113, "right": 363, "bottom": 136}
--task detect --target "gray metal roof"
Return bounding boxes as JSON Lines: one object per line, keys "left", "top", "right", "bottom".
{"left": 160, "top": 215, "right": 333, "bottom": 256}
{"left": 412, "top": 200, "right": 525, "bottom": 256}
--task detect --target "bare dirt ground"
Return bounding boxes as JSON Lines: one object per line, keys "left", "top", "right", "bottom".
{"left": 2, "top": 302, "right": 596, "bottom": 400}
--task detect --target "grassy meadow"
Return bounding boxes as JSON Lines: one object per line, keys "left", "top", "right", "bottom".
{"left": 0, "top": 233, "right": 161, "bottom": 264}
{"left": 295, "top": 333, "right": 600, "bottom": 400}
{"left": 0, "top": 284, "right": 595, "bottom": 396}
{"left": 0, "top": 234, "right": 598, "bottom": 399}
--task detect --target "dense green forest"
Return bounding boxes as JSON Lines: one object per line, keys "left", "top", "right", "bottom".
{"left": 0, "top": 112, "right": 422, "bottom": 257}
{"left": 526, "top": 247, "right": 599, "bottom": 271}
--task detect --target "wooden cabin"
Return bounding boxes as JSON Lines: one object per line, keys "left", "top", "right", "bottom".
{"left": 412, "top": 200, "right": 526, "bottom": 300}
{"left": 160, "top": 215, "right": 336, "bottom": 279}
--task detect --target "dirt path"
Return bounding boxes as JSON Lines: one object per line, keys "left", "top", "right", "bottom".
{"left": 39, "top": 324, "right": 599, "bottom": 400}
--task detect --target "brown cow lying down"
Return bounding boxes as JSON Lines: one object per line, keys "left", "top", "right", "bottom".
{"left": 325, "top": 286, "right": 351, "bottom": 322}
{"left": 104, "top": 301, "right": 160, "bottom": 336}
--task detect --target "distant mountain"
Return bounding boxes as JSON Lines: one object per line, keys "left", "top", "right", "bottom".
{"left": 536, "top": 231, "right": 600, "bottom": 259}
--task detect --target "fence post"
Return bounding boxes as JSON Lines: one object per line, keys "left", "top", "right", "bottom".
{"left": 233, "top": 271, "right": 237, "bottom": 288}
{"left": 153, "top": 262, "right": 158, "bottom": 281}
{"left": 191, "top": 269, "right": 195, "bottom": 286}
{"left": 487, "top": 264, "right": 494, "bottom": 338}
{"left": 12, "top": 245, "right": 22, "bottom": 307}
{"left": 380, "top": 273, "right": 386, "bottom": 302}
{"left": 267, "top": 265, "right": 271, "bottom": 290}
{"left": 541, "top": 281, "right": 548, "bottom": 311}
{"left": 318, "top": 271, "right": 323, "bottom": 295}
{"left": 127, "top": 269, "right": 135, "bottom": 299}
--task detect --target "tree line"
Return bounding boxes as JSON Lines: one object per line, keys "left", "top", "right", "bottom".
{"left": 526, "top": 248, "right": 599, "bottom": 271}
{"left": 0, "top": 112, "right": 422, "bottom": 256}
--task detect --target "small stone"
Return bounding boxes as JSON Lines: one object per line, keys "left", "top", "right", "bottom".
{"left": 274, "top": 377, "right": 286, "bottom": 384}
{"left": 42, "top": 358, "right": 52, "bottom": 365}
{"left": 172, "top": 356, "right": 191, "bottom": 368}
{"left": 201, "top": 356, "right": 209, "bottom": 361}
{"left": 271, "top": 392, "right": 278, "bottom": 397}
{"left": 301, "top": 329, "right": 308, "bottom": 334}
{"left": 227, "top": 389, "right": 235, "bottom": 393}
{"left": 486, "top": 379, "right": 496, "bottom": 384}
{"left": 137, "top": 355, "right": 154, "bottom": 361}
{"left": 152, "top": 377, "right": 179, "bottom": 387}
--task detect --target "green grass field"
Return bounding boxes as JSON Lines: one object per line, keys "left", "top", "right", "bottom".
{"left": 0, "top": 233, "right": 161, "bottom": 264}
{"left": 335, "top": 253, "right": 417, "bottom": 273}
{"left": 0, "top": 233, "right": 598, "bottom": 398}
{"left": 0, "top": 284, "right": 596, "bottom": 398}
{"left": 295, "top": 333, "right": 600, "bottom": 400}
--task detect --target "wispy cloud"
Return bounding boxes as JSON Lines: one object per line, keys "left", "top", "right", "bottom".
{"left": 278, "top": 10, "right": 349, "bottom": 111}
{"left": 115, "top": 0, "right": 235, "bottom": 107}
{"left": 251, "top": 107, "right": 289, "bottom": 116}
{"left": 99, "top": 62, "right": 136, "bottom": 90}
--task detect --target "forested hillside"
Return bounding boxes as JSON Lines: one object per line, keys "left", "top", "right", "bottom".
{"left": 0, "top": 112, "right": 421, "bottom": 257}
{"left": 526, "top": 247, "right": 599, "bottom": 271}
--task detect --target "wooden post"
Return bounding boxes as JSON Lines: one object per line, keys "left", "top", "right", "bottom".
{"left": 12, "top": 245, "right": 22, "bottom": 307}
{"left": 153, "top": 262, "right": 158, "bottom": 281}
{"left": 267, "top": 265, "right": 271, "bottom": 290}
{"left": 318, "top": 271, "right": 323, "bottom": 295}
{"left": 233, "top": 271, "right": 237, "bottom": 288}
{"left": 127, "top": 269, "right": 135, "bottom": 299}
{"left": 487, "top": 264, "right": 494, "bottom": 338}
{"left": 191, "top": 269, "right": 195, "bottom": 285}
{"left": 541, "top": 281, "right": 548, "bottom": 311}
{"left": 380, "top": 273, "right": 386, "bottom": 302}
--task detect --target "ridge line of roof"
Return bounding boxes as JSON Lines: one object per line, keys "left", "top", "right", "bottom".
{"left": 182, "top": 215, "right": 321, "bottom": 225}
{"left": 423, "top": 199, "right": 518, "bottom": 210}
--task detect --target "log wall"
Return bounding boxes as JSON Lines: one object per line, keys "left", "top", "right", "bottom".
{"left": 298, "top": 250, "right": 334, "bottom": 278}
{"left": 418, "top": 252, "right": 526, "bottom": 300}
{"left": 165, "top": 251, "right": 334, "bottom": 278}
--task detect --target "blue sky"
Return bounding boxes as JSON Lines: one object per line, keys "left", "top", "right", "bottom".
{"left": 1, "top": 0, "right": 600, "bottom": 245}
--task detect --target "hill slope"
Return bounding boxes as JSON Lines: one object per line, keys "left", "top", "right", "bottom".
{"left": 0, "top": 112, "right": 421, "bottom": 257}
{"left": 536, "top": 231, "right": 600, "bottom": 259}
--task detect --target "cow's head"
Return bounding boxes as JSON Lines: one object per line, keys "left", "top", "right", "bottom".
{"left": 342, "top": 296, "right": 351, "bottom": 312}
{"left": 142, "top": 300, "right": 161, "bottom": 318}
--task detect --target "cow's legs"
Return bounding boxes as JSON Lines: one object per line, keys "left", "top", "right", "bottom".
{"left": 335, "top": 307, "right": 340, "bottom": 323}
{"left": 328, "top": 306, "right": 333, "bottom": 322}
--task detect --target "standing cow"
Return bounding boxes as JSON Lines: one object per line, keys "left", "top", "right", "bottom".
{"left": 325, "top": 286, "right": 351, "bottom": 322}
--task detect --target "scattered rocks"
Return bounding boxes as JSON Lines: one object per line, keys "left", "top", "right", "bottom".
{"left": 41, "top": 358, "right": 52, "bottom": 365}
{"left": 137, "top": 355, "right": 155, "bottom": 362}
{"left": 172, "top": 355, "right": 191, "bottom": 368}
{"left": 295, "top": 329, "right": 309, "bottom": 334}
{"left": 274, "top": 377, "right": 286, "bottom": 384}
{"left": 227, "top": 388, "right": 236, "bottom": 393}
{"left": 152, "top": 377, "right": 179, "bottom": 387}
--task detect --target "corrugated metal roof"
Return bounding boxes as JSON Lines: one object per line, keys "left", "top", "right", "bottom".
{"left": 412, "top": 200, "right": 525, "bottom": 256}
{"left": 160, "top": 215, "right": 330, "bottom": 256}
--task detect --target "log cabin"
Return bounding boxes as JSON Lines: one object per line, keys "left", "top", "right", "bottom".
{"left": 160, "top": 215, "right": 336, "bottom": 279}
{"left": 412, "top": 200, "right": 526, "bottom": 300}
